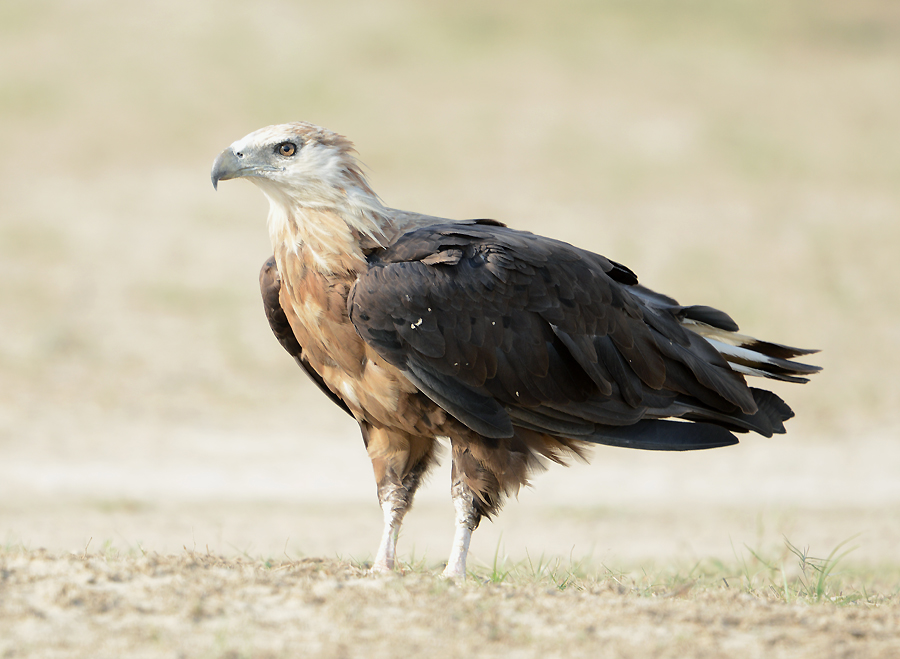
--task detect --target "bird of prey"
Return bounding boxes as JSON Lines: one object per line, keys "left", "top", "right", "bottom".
{"left": 211, "top": 122, "right": 819, "bottom": 578}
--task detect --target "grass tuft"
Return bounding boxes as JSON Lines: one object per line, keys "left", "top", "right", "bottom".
{"left": 456, "top": 535, "right": 896, "bottom": 607}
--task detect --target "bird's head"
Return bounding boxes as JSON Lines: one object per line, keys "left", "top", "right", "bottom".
{"left": 211, "top": 122, "right": 379, "bottom": 210}
{"left": 212, "top": 122, "right": 392, "bottom": 250}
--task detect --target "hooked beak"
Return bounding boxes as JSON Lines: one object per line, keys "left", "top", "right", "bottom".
{"left": 211, "top": 147, "right": 283, "bottom": 190}
{"left": 210, "top": 148, "right": 243, "bottom": 191}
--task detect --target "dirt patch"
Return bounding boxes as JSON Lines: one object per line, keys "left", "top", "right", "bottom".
{"left": 1, "top": 551, "right": 897, "bottom": 659}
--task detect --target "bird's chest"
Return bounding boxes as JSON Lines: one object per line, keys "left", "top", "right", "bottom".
{"left": 275, "top": 248, "right": 427, "bottom": 430}
{"left": 276, "top": 250, "right": 362, "bottom": 371}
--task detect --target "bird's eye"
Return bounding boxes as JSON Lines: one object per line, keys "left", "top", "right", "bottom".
{"left": 276, "top": 142, "right": 297, "bottom": 157}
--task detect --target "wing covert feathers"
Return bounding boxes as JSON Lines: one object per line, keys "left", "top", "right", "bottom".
{"left": 348, "top": 221, "right": 819, "bottom": 448}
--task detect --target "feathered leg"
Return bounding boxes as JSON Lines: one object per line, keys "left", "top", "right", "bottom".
{"left": 372, "top": 457, "right": 430, "bottom": 572}
{"left": 441, "top": 443, "right": 498, "bottom": 580}
{"left": 441, "top": 476, "right": 479, "bottom": 579}
{"left": 441, "top": 428, "right": 565, "bottom": 579}
{"left": 364, "top": 425, "right": 436, "bottom": 573}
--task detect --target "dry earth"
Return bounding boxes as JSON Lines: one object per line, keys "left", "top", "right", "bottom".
{"left": 2, "top": 552, "right": 899, "bottom": 659}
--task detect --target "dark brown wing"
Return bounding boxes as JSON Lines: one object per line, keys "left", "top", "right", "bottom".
{"left": 348, "top": 221, "right": 797, "bottom": 449}
{"left": 260, "top": 256, "right": 352, "bottom": 417}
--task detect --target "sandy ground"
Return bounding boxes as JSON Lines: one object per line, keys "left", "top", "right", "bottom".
{"left": 2, "top": 552, "right": 899, "bottom": 659}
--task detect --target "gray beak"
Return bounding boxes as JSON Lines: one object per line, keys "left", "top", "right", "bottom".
{"left": 210, "top": 148, "right": 242, "bottom": 190}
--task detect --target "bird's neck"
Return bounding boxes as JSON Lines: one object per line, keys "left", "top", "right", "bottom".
{"left": 263, "top": 184, "right": 402, "bottom": 278}
{"left": 260, "top": 177, "right": 446, "bottom": 279}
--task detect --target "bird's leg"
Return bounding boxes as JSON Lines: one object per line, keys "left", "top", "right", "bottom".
{"left": 441, "top": 476, "right": 480, "bottom": 580}
{"left": 442, "top": 440, "right": 504, "bottom": 580}
{"left": 371, "top": 456, "right": 429, "bottom": 573}
{"left": 372, "top": 470, "right": 406, "bottom": 573}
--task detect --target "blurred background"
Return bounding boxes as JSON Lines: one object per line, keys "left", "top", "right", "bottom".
{"left": 1, "top": 0, "right": 898, "bottom": 567}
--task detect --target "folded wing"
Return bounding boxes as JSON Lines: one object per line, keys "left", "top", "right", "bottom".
{"left": 348, "top": 221, "right": 819, "bottom": 449}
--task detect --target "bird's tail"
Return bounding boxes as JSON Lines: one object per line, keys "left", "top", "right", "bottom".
{"left": 582, "top": 419, "right": 739, "bottom": 451}
{"left": 578, "top": 384, "right": 798, "bottom": 451}
{"left": 676, "top": 387, "right": 795, "bottom": 437}
{"left": 686, "top": 322, "right": 822, "bottom": 384}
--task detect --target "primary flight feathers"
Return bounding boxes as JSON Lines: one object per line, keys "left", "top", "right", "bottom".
{"left": 212, "top": 122, "right": 819, "bottom": 578}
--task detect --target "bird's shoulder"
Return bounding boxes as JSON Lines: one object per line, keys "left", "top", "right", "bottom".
{"left": 369, "top": 219, "right": 638, "bottom": 286}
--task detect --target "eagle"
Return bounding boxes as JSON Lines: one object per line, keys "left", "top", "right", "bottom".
{"left": 211, "top": 122, "right": 819, "bottom": 578}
